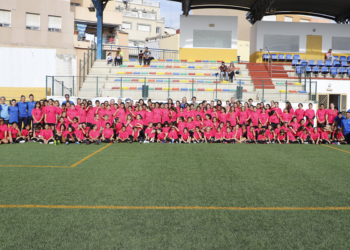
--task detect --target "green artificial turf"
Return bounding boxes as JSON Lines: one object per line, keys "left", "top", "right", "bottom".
{"left": 0, "top": 143, "right": 350, "bottom": 249}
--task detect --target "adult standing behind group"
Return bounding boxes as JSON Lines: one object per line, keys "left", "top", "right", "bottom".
{"left": 341, "top": 111, "right": 350, "bottom": 144}
{"left": 0, "top": 96, "right": 9, "bottom": 124}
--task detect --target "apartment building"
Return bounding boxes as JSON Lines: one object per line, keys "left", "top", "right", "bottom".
{"left": 115, "top": 0, "right": 165, "bottom": 48}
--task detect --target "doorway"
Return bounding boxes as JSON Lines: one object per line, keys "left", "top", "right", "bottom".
{"left": 329, "top": 94, "right": 340, "bottom": 110}
{"left": 306, "top": 35, "right": 323, "bottom": 60}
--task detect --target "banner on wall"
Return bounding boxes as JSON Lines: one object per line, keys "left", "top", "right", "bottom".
{"left": 77, "top": 23, "right": 87, "bottom": 36}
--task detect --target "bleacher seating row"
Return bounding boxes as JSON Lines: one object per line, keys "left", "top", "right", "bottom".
{"left": 124, "top": 59, "right": 236, "bottom": 63}
{"left": 263, "top": 54, "right": 350, "bottom": 62}
{"left": 296, "top": 66, "right": 350, "bottom": 76}
{"left": 292, "top": 60, "right": 348, "bottom": 67}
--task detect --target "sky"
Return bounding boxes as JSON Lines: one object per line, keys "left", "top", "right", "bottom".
{"left": 158, "top": 0, "right": 183, "bottom": 29}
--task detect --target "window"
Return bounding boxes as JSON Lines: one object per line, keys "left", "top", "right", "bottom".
{"left": 137, "top": 24, "right": 150, "bottom": 32}
{"left": 300, "top": 19, "right": 310, "bottom": 23}
{"left": 156, "top": 27, "right": 160, "bottom": 34}
{"left": 48, "top": 16, "right": 61, "bottom": 32}
{"left": 129, "top": 41, "right": 137, "bottom": 47}
{"left": 285, "top": 16, "right": 293, "bottom": 22}
{"left": 26, "top": 13, "right": 40, "bottom": 30}
{"left": 332, "top": 37, "right": 350, "bottom": 51}
{"left": 70, "top": 2, "right": 81, "bottom": 6}
{"left": 122, "top": 22, "right": 131, "bottom": 30}
{"left": 263, "top": 34, "right": 299, "bottom": 52}
{"left": 0, "top": 10, "right": 11, "bottom": 27}
{"left": 193, "top": 30, "right": 232, "bottom": 49}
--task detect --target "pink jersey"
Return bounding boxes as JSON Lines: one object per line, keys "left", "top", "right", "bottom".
{"left": 78, "top": 109, "right": 87, "bottom": 123}
{"left": 31, "top": 108, "right": 43, "bottom": 123}
{"left": 0, "top": 124, "right": 7, "bottom": 139}
{"left": 169, "top": 111, "right": 177, "bottom": 122}
{"left": 232, "top": 130, "right": 241, "bottom": 140}
{"left": 40, "top": 129, "right": 53, "bottom": 140}
{"left": 193, "top": 131, "right": 201, "bottom": 140}
{"left": 320, "top": 131, "right": 329, "bottom": 140}
{"left": 247, "top": 131, "right": 255, "bottom": 140}
{"left": 193, "top": 120, "right": 202, "bottom": 129}
{"left": 214, "top": 132, "right": 223, "bottom": 139}
{"left": 182, "top": 132, "right": 190, "bottom": 140}
{"left": 300, "top": 133, "right": 308, "bottom": 140}
{"left": 327, "top": 109, "right": 338, "bottom": 124}
{"left": 116, "top": 109, "right": 126, "bottom": 122}
{"left": 332, "top": 131, "right": 344, "bottom": 140}
{"left": 161, "top": 109, "right": 170, "bottom": 123}
{"left": 266, "top": 129, "right": 274, "bottom": 140}
{"left": 287, "top": 131, "right": 296, "bottom": 141}
{"left": 86, "top": 107, "right": 95, "bottom": 124}
{"left": 118, "top": 130, "right": 129, "bottom": 140}
{"left": 310, "top": 132, "right": 319, "bottom": 141}
{"left": 278, "top": 134, "right": 286, "bottom": 141}
{"left": 75, "top": 129, "right": 85, "bottom": 140}
{"left": 145, "top": 127, "right": 155, "bottom": 138}
{"left": 281, "top": 113, "right": 292, "bottom": 122}
{"left": 227, "top": 112, "right": 237, "bottom": 127}
{"left": 269, "top": 114, "right": 279, "bottom": 124}
{"left": 203, "top": 120, "right": 214, "bottom": 130}
{"left": 91, "top": 119, "right": 102, "bottom": 132}
{"left": 21, "top": 129, "right": 29, "bottom": 137}
{"left": 290, "top": 122, "right": 300, "bottom": 131}
{"left": 153, "top": 108, "right": 162, "bottom": 123}
{"left": 305, "top": 109, "right": 315, "bottom": 120}
{"left": 250, "top": 112, "right": 259, "bottom": 127}
{"left": 55, "top": 107, "right": 63, "bottom": 117}
{"left": 294, "top": 109, "right": 305, "bottom": 122}
{"left": 102, "top": 128, "right": 114, "bottom": 139}
{"left": 316, "top": 109, "right": 327, "bottom": 122}
{"left": 218, "top": 112, "right": 227, "bottom": 124}
{"left": 45, "top": 106, "right": 57, "bottom": 124}
{"left": 89, "top": 130, "right": 100, "bottom": 139}
{"left": 257, "top": 134, "right": 266, "bottom": 140}
{"left": 168, "top": 130, "right": 178, "bottom": 139}
{"left": 67, "top": 109, "right": 78, "bottom": 121}
{"left": 157, "top": 132, "right": 166, "bottom": 140}
{"left": 186, "top": 121, "right": 195, "bottom": 131}
{"left": 259, "top": 113, "right": 269, "bottom": 125}
{"left": 144, "top": 111, "right": 154, "bottom": 125}
{"left": 204, "top": 131, "right": 212, "bottom": 140}
{"left": 125, "top": 121, "right": 134, "bottom": 136}
{"left": 115, "top": 123, "right": 122, "bottom": 134}
{"left": 177, "top": 122, "right": 186, "bottom": 135}
{"left": 239, "top": 111, "right": 248, "bottom": 124}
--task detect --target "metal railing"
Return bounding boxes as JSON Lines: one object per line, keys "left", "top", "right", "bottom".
{"left": 261, "top": 47, "right": 273, "bottom": 77}
{"left": 78, "top": 43, "right": 97, "bottom": 92}
{"left": 47, "top": 75, "right": 318, "bottom": 104}
{"left": 102, "top": 45, "right": 179, "bottom": 60}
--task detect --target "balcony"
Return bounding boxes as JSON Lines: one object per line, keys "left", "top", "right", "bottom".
{"left": 156, "top": 17, "right": 164, "bottom": 22}
{"left": 122, "top": 10, "right": 139, "bottom": 18}
{"left": 139, "top": 12, "right": 156, "bottom": 20}
{"left": 116, "top": 0, "right": 160, "bottom": 7}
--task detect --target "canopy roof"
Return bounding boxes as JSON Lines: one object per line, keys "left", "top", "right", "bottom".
{"left": 170, "top": 0, "right": 350, "bottom": 24}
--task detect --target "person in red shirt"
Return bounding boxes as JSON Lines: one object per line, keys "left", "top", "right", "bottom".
{"left": 332, "top": 128, "right": 347, "bottom": 145}
{"left": 8, "top": 122, "right": 23, "bottom": 144}
{"left": 192, "top": 126, "right": 203, "bottom": 143}
{"left": 309, "top": 127, "right": 320, "bottom": 144}
{"left": 144, "top": 122, "right": 156, "bottom": 143}
{"left": 287, "top": 127, "right": 299, "bottom": 144}
{"left": 319, "top": 126, "right": 331, "bottom": 144}
{"left": 31, "top": 124, "right": 43, "bottom": 143}
{"left": 327, "top": 103, "right": 338, "bottom": 130}
{"left": 0, "top": 118, "right": 9, "bottom": 144}
{"left": 203, "top": 126, "right": 213, "bottom": 143}
{"left": 167, "top": 126, "right": 179, "bottom": 143}
{"left": 257, "top": 130, "right": 269, "bottom": 144}
{"left": 65, "top": 126, "right": 80, "bottom": 145}
{"left": 294, "top": 103, "right": 305, "bottom": 123}
{"left": 305, "top": 103, "right": 316, "bottom": 126}
{"left": 269, "top": 110, "right": 280, "bottom": 129}
{"left": 21, "top": 124, "right": 31, "bottom": 142}
{"left": 299, "top": 129, "right": 309, "bottom": 144}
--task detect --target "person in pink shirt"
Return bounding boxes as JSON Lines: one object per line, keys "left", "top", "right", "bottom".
{"left": 179, "top": 127, "right": 191, "bottom": 143}
{"left": 88, "top": 124, "right": 101, "bottom": 145}
{"left": 54, "top": 101, "right": 63, "bottom": 118}
{"left": 78, "top": 103, "right": 87, "bottom": 123}
{"left": 316, "top": 104, "right": 327, "bottom": 127}
{"left": 310, "top": 127, "right": 320, "bottom": 144}
{"left": 319, "top": 126, "right": 331, "bottom": 144}
{"left": 101, "top": 123, "right": 115, "bottom": 143}
{"left": 203, "top": 127, "right": 213, "bottom": 143}
{"left": 144, "top": 107, "right": 154, "bottom": 126}
{"left": 193, "top": 115, "right": 203, "bottom": 130}
{"left": 218, "top": 107, "right": 227, "bottom": 124}
{"left": 91, "top": 114, "right": 102, "bottom": 133}
{"left": 75, "top": 124, "right": 86, "bottom": 143}
{"left": 117, "top": 103, "right": 127, "bottom": 123}
{"left": 65, "top": 126, "right": 80, "bottom": 145}
{"left": 186, "top": 117, "right": 195, "bottom": 135}
{"left": 177, "top": 107, "right": 186, "bottom": 122}
{"left": 245, "top": 126, "right": 256, "bottom": 143}
{"left": 184, "top": 106, "right": 194, "bottom": 122}
{"left": 294, "top": 103, "right": 305, "bottom": 123}
{"left": 266, "top": 125, "right": 275, "bottom": 143}
{"left": 227, "top": 106, "right": 238, "bottom": 127}
{"left": 274, "top": 102, "right": 283, "bottom": 117}
{"left": 232, "top": 124, "right": 242, "bottom": 143}
{"left": 327, "top": 103, "right": 337, "bottom": 130}
{"left": 31, "top": 124, "right": 43, "bottom": 143}
{"left": 257, "top": 130, "right": 269, "bottom": 144}
{"left": 239, "top": 107, "right": 250, "bottom": 126}
{"left": 304, "top": 103, "right": 316, "bottom": 126}
{"left": 167, "top": 126, "right": 179, "bottom": 143}
{"left": 31, "top": 102, "right": 43, "bottom": 126}
{"left": 161, "top": 104, "right": 170, "bottom": 125}
{"left": 250, "top": 107, "right": 259, "bottom": 128}
{"left": 44, "top": 99, "right": 58, "bottom": 131}
{"left": 70, "top": 117, "right": 79, "bottom": 131}
{"left": 332, "top": 128, "right": 347, "bottom": 145}
{"left": 286, "top": 102, "right": 295, "bottom": 116}
{"left": 85, "top": 101, "right": 95, "bottom": 127}
{"left": 152, "top": 103, "right": 162, "bottom": 125}
{"left": 277, "top": 129, "right": 287, "bottom": 144}
{"left": 287, "top": 127, "right": 299, "bottom": 144}
{"left": 259, "top": 108, "right": 269, "bottom": 128}
{"left": 124, "top": 114, "right": 134, "bottom": 136}
{"left": 169, "top": 106, "right": 177, "bottom": 123}
{"left": 97, "top": 103, "right": 106, "bottom": 118}
{"left": 281, "top": 108, "right": 292, "bottom": 124}
{"left": 299, "top": 129, "right": 309, "bottom": 144}
{"left": 268, "top": 110, "right": 280, "bottom": 129}
{"left": 192, "top": 126, "right": 203, "bottom": 143}
{"left": 290, "top": 117, "right": 300, "bottom": 131}
{"left": 156, "top": 128, "right": 167, "bottom": 143}
{"left": 144, "top": 122, "right": 156, "bottom": 143}
{"left": 0, "top": 118, "right": 9, "bottom": 144}
{"left": 39, "top": 124, "right": 54, "bottom": 144}
{"left": 223, "top": 127, "right": 233, "bottom": 144}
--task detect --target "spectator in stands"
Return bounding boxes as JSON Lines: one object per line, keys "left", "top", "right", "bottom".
{"left": 219, "top": 62, "right": 229, "bottom": 82}
{"left": 191, "top": 96, "right": 198, "bottom": 109}
{"left": 17, "top": 95, "right": 28, "bottom": 130}
{"left": 227, "top": 62, "right": 236, "bottom": 82}
{"left": 341, "top": 111, "right": 350, "bottom": 144}
{"left": 181, "top": 97, "right": 187, "bottom": 108}
{"left": 143, "top": 47, "right": 151, "bottom": 66}
{"left": 138, "top": 50, "right": 144, "bottom": 66}
{"left": 326, "top": 49, "right": 333, "bottom": 61}
{"left": 114, "top": 51, "right": 122, "bottom": 66}
{"left": 230, "top": 97, "right": 235, "bottom": 106}
{"left": 62, "top": 94, "right": 74, "bottom": 105}
{"left": 0, "top": 96, "right": 9, "bottom": 124}
{"left": 106, "top": 53, "right": 113, "bottom": 65}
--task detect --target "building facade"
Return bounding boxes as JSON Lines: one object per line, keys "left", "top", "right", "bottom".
{"left": 115, "top": 0, "right": 165, "bottom": 48}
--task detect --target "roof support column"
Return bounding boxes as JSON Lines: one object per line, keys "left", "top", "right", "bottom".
{"left": 246, "top": 0, "right": 275, "bottom": 24}
{"left": 92, "top": 0, "right": 108, "bottom": 60}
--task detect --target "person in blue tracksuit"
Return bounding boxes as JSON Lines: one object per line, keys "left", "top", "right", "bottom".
{"left": 8, "top": 99, "right": 19, "bottom": 125}
{"left": 17, "top": 95, "right": 28, "bottom": 130}
{"left": 27, "top": 94, "right": 36, "bottom": 129}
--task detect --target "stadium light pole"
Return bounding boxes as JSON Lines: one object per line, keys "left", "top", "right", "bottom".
{"left": 90, "top": 0, "right": 109, "bottom": 60}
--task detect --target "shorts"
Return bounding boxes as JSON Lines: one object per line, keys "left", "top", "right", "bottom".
{"left": 46, "top": 123, "right": 56, "bottom": 126}
{"left": 87, "top": 122, "right": 92, "bottom": 127}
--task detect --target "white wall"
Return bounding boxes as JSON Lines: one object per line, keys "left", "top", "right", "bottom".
{"left": 250, "top": 21, "right": 350, "bottom": 55}
{"left": 180, "top": 15, "right": 238, "bottom": 49}
{"left": 305, "top": 79, "right": 350, "bottom": 109}
{"left": 0, "top": 47, "right": 56, "bottom": 87}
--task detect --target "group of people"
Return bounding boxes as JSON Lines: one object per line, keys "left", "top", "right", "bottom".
{"left": 106, "top": 47, "right": 153, "bottom": 66}
{"left": 1, "top": 94, "right": 350, "bottom": 146}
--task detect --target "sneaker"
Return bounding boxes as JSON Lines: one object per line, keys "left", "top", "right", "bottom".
{"left": 39, "top": 142, "right": 43, "bottom": 144}
{"left": 97, "top": 140, "right": 101, "bottom": 144}
{"left": 19, "top": 141, "right": 25, "bottom": 144}
{"left": 57, "top": 140, "right": 60, "bottom": 145}
{"left": 304, "top": 142, "right": 308, "bottom": 144}
{"left": 144, "top": 141, "right": 149, "bottom": 143}
{"left": 49, "top": 142, "right": 54, "bottom": 145}
{"left": 54, "top": 140, "right": 57, "bottom": 145}
{"left": 338, "top": 142, "right": 341, "bottom": 145}
{"left": 66, "top": 142, "right": 69, "bottom": 145}
{"left": 75, "top": 142, "right": 80, "bottom": 145}
{"left": 193, "top": 142, "right": 197, "bottom": 144}
{"left": 139, "top": 141, "right": 142, "bottom": 144}
{"left": 128, "top": 140, "right": 132, "bottom": 143}
{"left": 86, "top": 141, "right": 89, "bottom": 145}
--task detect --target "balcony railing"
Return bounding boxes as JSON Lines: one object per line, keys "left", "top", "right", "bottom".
{"left": 156, "top": 17, "right": 164, "bottom": 22}
{"left": 116, "top": 0, "right": 160, "bottom": 7}
{"left": 139, "top": 12, "right": 156, "bottom": 20}
{"left": 122, "top": 10, "right": 138, "bottom": 18}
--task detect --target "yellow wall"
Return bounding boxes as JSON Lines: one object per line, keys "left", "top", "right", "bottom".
{"left": 237, "top": 40, "right": 250, "bottom": 62}
{"left": 180, "top": 48, "right": 237, "bottom": 61}
{"left": 0, "top": 87, "right": 50, "bottom": 101}
{"left": 250, "top": 51, "right": 350, "bottom": 63}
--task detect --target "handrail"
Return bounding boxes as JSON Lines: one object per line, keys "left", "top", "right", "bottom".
{"left": 261, "top": 47, "right": 272, "bottom": 77}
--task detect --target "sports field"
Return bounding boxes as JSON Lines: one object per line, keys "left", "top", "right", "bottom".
{"left": 1, "top": 143, "right": 350, "bottom": 249}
